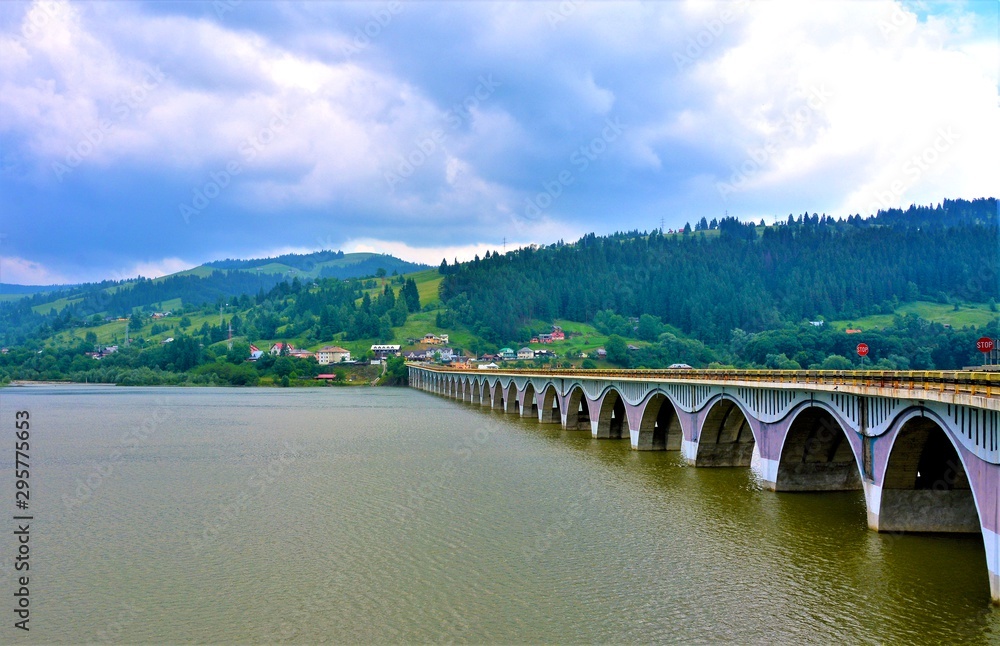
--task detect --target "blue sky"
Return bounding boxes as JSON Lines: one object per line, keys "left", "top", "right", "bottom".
{"left": 0, "top": 0, "right": 997, "bottom": 284}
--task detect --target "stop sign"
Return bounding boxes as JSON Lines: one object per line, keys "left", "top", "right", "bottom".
{"left": 977, "top": 337, "right": 995, "bottom": 353}
{"left": 856, "top": 343, "right": 869, "bottom": 357}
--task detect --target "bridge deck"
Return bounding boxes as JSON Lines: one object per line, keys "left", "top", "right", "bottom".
{"left": 410, "top": 365, "right": 1000, "bottom": 409}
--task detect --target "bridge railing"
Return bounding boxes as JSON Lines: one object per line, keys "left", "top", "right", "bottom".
{"left": 407, "top": 364, "right": 1000, "bottom": 398}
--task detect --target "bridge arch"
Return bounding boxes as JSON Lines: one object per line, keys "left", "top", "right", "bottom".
{"left": 492, "top": 380, "right": 505, "bottom": 410}
{"left": 878, "top": 410, "right": 980, "bottom": 534}
{"left": 594, "top": 387, "right": 628, "bottom": 439}
{"left": 539, "top": 383, "right": 561, "bottom": 424}
{"left": 636, "top": 391, "right": 683, "bottom": 451}
{"left": 564, "top": 385, "right": 590, "bottom": 430}
{"left": 505, "top": 381, "right": 520, "bottom": 414}
{"left": 774, "top": 404, "right": 862, "bottom": 491}
{"left": 696, "top": 396, "right": 757, "bottom": 467}
{"left": 521, "top": 383, "right": 538, "bottom": 418}
{"left": 481, "top": 379, "right": 493, "bottom": 407}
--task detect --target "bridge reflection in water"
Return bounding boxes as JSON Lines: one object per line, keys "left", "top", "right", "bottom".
{"left": 409, "top": 364, "right": 1000, "bottom": 604}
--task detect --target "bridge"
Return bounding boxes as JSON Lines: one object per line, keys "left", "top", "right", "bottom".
{"left": 408, "top": 364, "right": 1000, "bottom": 604}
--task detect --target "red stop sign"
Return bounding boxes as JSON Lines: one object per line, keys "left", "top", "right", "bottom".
{"left": 856, "top": 343, "right": 869, "bottom": 357}
{"left": 977, "top": 337, "right": 995, "bottom": 353}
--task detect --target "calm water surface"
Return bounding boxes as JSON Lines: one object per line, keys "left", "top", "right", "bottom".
{"left": 1, "top": 385, "right": 998, "bottom": 643}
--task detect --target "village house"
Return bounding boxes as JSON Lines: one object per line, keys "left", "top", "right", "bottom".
{"left": 289, "top": 349, "right": 315, "bottom": 360}
{"left": 249, "top": 344, "right": 264, "bottom": 361}
{"left": 317, "top": 346, "right": 351, "bottom": 365}
{"left": 517, "top": 347, "right": 535, "bottom": 360}
{"left": 499, "top": 347, "right": 516, "bottom": 361}
{"left": 270, "top": 342, "right": 293, "bottom": 356}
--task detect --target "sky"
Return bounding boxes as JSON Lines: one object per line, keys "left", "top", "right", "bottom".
{"left": 0, "top": 0, "right": 997, "bottom": 284}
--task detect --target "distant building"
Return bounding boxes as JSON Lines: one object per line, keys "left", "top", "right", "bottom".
{"left": 809, "top": 321, "right": 825, "bottom": 327}
{"left": 499, "top": 347, "right": 516, "bottom": 361}
{"left": 845, "top": 329, "right": 863, "bottom": 334}
{"left": 289, "top": 349, "right": 315, "bottom": 360}
{"left": 371, "top": 344, "right": 401, "bottom": 358}
{"left": 270, "top": 342, "right": 294, "bottom": 356}
{"left": 161, "top": 337, "right": 174, "bottom": 344}
{"left": 517, "top": 347, "right": 535, "bottom": 360}
{"left": 249, "top": 344, "right": 264, "bottom": 361}
{"left": 317, "top": 346, "right": 351, "bottom": 365}
{"left": 478, "top": 362, "right": 500, "bottom": 370}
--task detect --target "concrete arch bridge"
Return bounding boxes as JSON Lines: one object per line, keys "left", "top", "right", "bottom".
{"left": 408, "top": 364, "right": 1000, "bottom": 603}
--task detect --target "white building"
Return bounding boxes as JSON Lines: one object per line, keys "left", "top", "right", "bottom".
{"left": 517, "top": 347, "right": 535, "bottom": 360}
{"left": 317, "top": 346, "right": 351, "bottom": 365}
{"left": 371, "top": 344, "right": 401, "bottom": 358}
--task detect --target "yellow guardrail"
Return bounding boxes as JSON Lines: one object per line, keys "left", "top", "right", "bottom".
{"left": 407, "top": 364, "right": 1000, "bottom": 399}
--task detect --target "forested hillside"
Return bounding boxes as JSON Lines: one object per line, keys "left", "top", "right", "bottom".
{"left": 439, "top": 198, "right": 997, "bottom": 344}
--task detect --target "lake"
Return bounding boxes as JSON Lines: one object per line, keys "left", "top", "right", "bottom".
{"left": 1, "top": 385, "right": 997, "bottom": 643}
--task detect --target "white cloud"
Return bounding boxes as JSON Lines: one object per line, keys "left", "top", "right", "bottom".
{"left": 111, "top": 257, "right": 195, "bottom": 281}
{"left": 343, "top": 238, "right": 535, "bottom": 266}
{"left": 666, "top": 0, "right": 999, "bottom": 214}
{"left": 0, "top": 255, "right": 70, "bottom": 285}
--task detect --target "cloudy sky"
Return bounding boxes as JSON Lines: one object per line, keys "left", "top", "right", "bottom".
{"left": 0, "top": 0, "right": 997, "bottom": 284}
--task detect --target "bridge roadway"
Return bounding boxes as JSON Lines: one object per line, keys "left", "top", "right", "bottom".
{"left": 408, "top": 364, "right": 1000, "bottom": 603}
